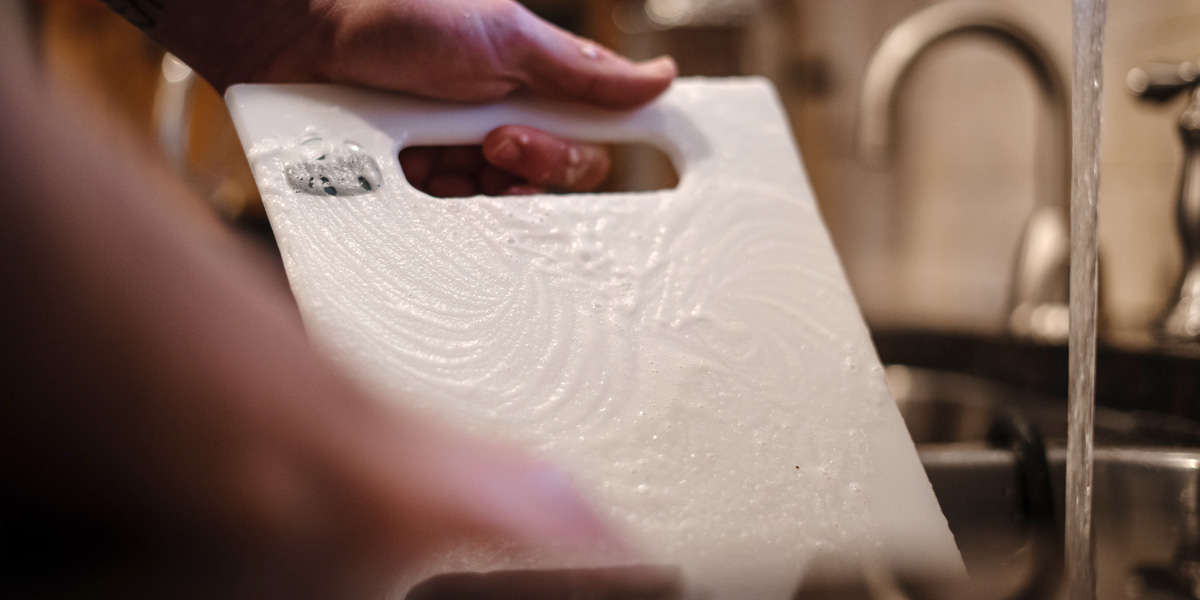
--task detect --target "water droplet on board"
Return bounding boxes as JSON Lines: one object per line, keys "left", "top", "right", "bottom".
{"left": 285, "top": 137, "right": 382, "bottom": 197}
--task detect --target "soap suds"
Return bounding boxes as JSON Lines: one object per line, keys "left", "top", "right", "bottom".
{"left": 282, "top": 136, "right": 382, "bottom": 197}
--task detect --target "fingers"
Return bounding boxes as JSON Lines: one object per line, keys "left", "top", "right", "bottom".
{"left": 483, "top": 126, "right": 611, "bottom": 192}
{"left": 398, "top": 147, "right": 437, "bottom": 187}
{"left": 424, "top": 176, "right": 478, "bottom": 198}
{"left": 307, "top": 0, "right": 674, "bottom": 108}
{"left": 400, "top": 146, "right": 485, "bottom": 197}
{"left": 399, "top": 127, "right": 613, "bottom": 197}
{"left": 400, "top": 146, "right": 485, "bottom": 187}
{"left": 515, "top": 25, "right": 677, "bottom": 109}
{"left": 501, "top": 184, "right": 547, "bottom": 196}
{"left": 407, "top": 565, "right": 684, "bottom": 600}
{"left": 479, "top": 164, "right": 523, "bottom": 196}
{"left": 324, "top": 404, "right": 626, "bottom": 568}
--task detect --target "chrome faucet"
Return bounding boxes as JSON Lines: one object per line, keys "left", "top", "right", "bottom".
{"left": 1127, "top": 60, "right": 1200, "bottom": 342}
{"left": 858, "top": 1, "right": 1072, "bottom": 342}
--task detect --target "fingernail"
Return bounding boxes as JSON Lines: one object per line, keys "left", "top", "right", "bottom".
{"left": 487, "top": 462, "right": 608, "bottom": 539}
{"left": 638, "top": 56, "right": 677, "bottom": 78}
{"left": 518, "top": 465, "right": 627, "bottom": 549}
{"left": 490, "top": 138, "right": 522, "bottom": 165}
{"left": 504, "top": 185, "right": 544, "bottom": 196}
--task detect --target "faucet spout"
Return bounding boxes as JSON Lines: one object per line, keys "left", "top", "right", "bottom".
{"left": 858, "top": 1, "right": 1072, "bottom": 341}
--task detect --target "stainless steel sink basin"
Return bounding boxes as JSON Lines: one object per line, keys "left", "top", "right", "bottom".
{"left": 924, "top": 446, "right": 1200, "bottom": 599}
{"left": 890, "top": 365, "right": 1200, "bottom": 447}
{"left": 886, "top": 364, "right": 1200, "bottom": 599}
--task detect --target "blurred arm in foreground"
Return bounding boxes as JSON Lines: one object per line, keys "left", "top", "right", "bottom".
{"left": 0, "top": 3, "right": 656, "bottom": 596}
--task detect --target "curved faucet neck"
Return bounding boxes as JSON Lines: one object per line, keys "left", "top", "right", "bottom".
{"left": 858, "top": 1, "right": 1070, "bottom": 208}
{"left": 858, "top": 1, "right": 1074, "bottom": 341}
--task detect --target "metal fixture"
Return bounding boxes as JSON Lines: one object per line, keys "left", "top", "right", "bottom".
{"left": 924, "top": 445, "right": 1200, "bottom": 599}
{"left": 887, "top": 362, "right": 1200, "bottom": 598}
{"left": 152, "top": 53, "right": 196, "bottom": 172}
{"left": 612, "top": 0, "right": 763, "bottom": 33}
{"left": 1127, "top": 60, "right": 1200, "bottom": 342}
{"left": 152, "top": 52, "right": 262, "bottom": 220}
{"left": 858, "top": 1, "right": 1072, "bottom": 342}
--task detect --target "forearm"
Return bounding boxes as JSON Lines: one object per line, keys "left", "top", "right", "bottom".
{"left": 0, "top": 49, "right": 610, "bottom": 584}
{"left": 0, "top": 32, "right": 357, "bottom": 519}
{"left": 100, "top": 0, "right": 336, "bottom": 89}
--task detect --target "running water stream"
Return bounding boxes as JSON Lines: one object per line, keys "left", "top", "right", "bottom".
{"left": 1069, "top": 0, "right": 1105, "bottom": 598}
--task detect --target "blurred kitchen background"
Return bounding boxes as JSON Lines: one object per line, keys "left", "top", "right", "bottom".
{"left": 28, "top": 0, "right": 1200, "bottom": 339}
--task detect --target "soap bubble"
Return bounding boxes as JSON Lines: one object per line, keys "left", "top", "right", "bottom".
{"left": 285, "top": 137, "right": 383, "bottom": 197}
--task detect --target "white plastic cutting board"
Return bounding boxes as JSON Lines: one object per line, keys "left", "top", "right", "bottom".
{"left": 226, "top": 79, "right": 962, "bottom": 597}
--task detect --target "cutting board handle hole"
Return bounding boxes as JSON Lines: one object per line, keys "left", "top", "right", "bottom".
{"left": 397, "top": 142, "right": 679, "bottom": 198}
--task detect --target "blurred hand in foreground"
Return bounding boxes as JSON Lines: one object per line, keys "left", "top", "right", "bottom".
{"left": 2, "top": 0, "right": 677, "bottom": 597}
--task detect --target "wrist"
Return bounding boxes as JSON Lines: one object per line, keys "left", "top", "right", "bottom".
{"left": 237, "top": 0, "right": 345, "bottom": 87}
{"left": 140, "top": 0, "right": 343, "bottom": 90}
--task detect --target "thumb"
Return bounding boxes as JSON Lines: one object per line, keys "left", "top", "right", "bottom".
{"left": 329, "top": 404, "right": 625, "bottom": 561}
{"left": 513, "top": 16, "right": 677, "bottom": 108}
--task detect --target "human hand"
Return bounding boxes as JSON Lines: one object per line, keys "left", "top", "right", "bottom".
{"left": 141, "top": 0, "right": 675, "bottom": 197}
{"left": 400, "top": 126, "right": 612, "bottom": 197}
{"left": 407, "top": 566, "right": 683, "bottom": 599}
{"left": 294, "top": 0, "right": 673, "bottom": 197}
{"left": 251, "top": 0, "right": 676, "bottom": 108}
{"left": 0, "top": 10, "right": 631, "bottom": 596}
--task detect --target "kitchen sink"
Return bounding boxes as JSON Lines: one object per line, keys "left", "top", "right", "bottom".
{"left": 890, "top": 365, "right": 1200, "bottom": 448}
{"left": 886, "top": 359, "right": 1200, "bottom": 599}
{"left": 924, "top": 446, "right": 1200, "bottom": 600}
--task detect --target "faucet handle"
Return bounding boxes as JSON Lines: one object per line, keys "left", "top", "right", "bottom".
{"left": 1130, "top": 60, "right": 1200, "bottom": 340}
{"left": 1127, "top": 60, "right": 1200, "bottom": 102}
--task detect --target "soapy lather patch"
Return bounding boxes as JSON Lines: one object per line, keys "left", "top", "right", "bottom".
{"left": 285, "top": 137, "right": 383, "bottom": 197}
